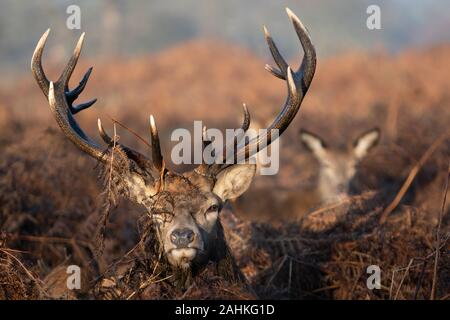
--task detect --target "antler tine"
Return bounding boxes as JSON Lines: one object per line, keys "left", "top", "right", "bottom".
{"left": 202, "top": 126, "right": 213, "bottom": 150}
{"left": 97, "top": 118, "right": 113, "bottom": 145}
{"left": 241, "top": 103, "right": 251, "bottom": 132}
{"left": 286, "top": 7, "right": 316, "bottom": 84}
{"left": 224, "top": 103, "right": 251, "bottom": 159}
{"left": 202, "top": 126, "right": 208, "bottom": 144}
{"left": 231, "top": 103, "right": 251, "bottom": 156}
{"left": 263, "top": 25, "right": 289, "bottom": 79}
{"left": 200, "top": 126, "right": 213, "bottom": 170}
{"left": 71, "top": 98, "right": 98, "bottom": 115}
{"left": 264, "top": 63, "right": 285, "bottom": 80}
{"left": 149, "top": 115, "right": 164, "bottom": 172}
{"left": 196, "top": 104, "right": 251, "bottom": 175}
{"left": 57, "top": 32, "right": 85, "bottom": 88}
{"left": 66, "top": 67, "right": 93, "bottom": 102}
{"left": 97, "top": 118, "right": 157, "bottom": 171}
{"left": 31, "top": 28, "right": 51, "bottom": 96}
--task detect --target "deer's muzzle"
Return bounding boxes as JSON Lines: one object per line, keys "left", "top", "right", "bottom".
{"left": 170, "top": 228, "right": 195, "bottom": 248}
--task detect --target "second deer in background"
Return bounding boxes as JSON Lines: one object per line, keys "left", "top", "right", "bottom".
{"left": 299, "top": 128, "right": 380, "bottom": 204}
{"left": 232, "top": 128, "right": 380, "bottom": 224}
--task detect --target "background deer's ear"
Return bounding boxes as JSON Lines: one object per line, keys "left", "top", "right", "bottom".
{"left": 353, "top": 128, "right": 380, "bottom": 160}
{"left": 299, "top": 129, "right": 328, "bottom": 160}
{"left": 213, "top": 164, "right": 256, "bottom": 201}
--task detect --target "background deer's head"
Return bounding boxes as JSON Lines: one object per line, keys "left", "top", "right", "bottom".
{"left": 300, "top": 128, "right": 380, "bottom": 203}
{"left": 31, "top": 8, "right": 316, "bottom": 270}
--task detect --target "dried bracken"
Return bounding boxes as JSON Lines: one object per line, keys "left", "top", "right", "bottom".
{"left": 0, "top": 234, "right": 42, "bottom": 299}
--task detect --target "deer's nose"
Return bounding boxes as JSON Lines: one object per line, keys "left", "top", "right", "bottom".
{"left": 170, "top": 228, "right": 195, "bottom": 248}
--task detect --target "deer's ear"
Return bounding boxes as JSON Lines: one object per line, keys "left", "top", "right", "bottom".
{"left": 299, "top": 129, "right": 327, "bottom": 160}
{"left": 213, "top": 164, "right": 256, "bottom": 201}
{"left": 353, "top": 128, "right": 380, "bottom": 160}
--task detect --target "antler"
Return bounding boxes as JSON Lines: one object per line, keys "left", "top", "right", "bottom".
{"left": 204, "top": 8, "right": 316, "bottom": 175}
{"left": 31, "top": 30, "right": 163, "bottom": 175}
{"left": 31, "top": 30, "right": 106, "bottom": 162}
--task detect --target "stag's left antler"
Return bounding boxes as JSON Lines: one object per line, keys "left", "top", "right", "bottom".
{"left": 199, "top": 8, "right": 317, "bottom": 176}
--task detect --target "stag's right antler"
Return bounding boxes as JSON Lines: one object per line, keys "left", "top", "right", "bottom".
{"left": 31, "top": 29, "right": 163, "bottom": 175}
{"left": 31, "top": 30, "right": 107, "bottom": 161}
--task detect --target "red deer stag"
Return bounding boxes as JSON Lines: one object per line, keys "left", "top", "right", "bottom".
{"left": 31, "top": 8, "right": 316, "bottom": 295}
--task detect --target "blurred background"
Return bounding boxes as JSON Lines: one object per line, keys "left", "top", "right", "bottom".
{"left": 0, "top": 0, "right": 449, "bottom": 300}
{"left": 1, "top": 0, "right": 450, "bottom": 75}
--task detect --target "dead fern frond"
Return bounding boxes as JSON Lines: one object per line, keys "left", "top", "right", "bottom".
{"left": 95, "top": 124, "right": 132, "bottom": 256}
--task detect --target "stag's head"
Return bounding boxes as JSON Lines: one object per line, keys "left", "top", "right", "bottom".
{"left": 31, "top": 8, "right": 316, "bottom": 269}
{"left": 300, "top": 128, "right": 380, "bottom": 203}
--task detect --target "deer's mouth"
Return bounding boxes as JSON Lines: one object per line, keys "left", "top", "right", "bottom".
{"left": 167, "top": 248, "right": 199, "bottom": 268}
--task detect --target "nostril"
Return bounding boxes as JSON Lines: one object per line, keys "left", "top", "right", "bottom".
{"left": 185, "top": 230, "right": 194, "bottom": 242}
{"left": 170, "top": 228, "right": 195, "bottom": 247}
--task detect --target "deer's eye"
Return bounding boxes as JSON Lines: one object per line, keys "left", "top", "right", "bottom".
{"left": 206, "top": 204, "right": 219, "bottom": 213}
{"left": 204, "top": 204, "right": 219, "bottom": 221}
